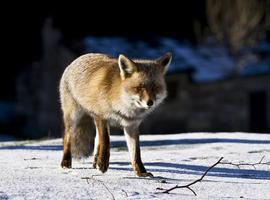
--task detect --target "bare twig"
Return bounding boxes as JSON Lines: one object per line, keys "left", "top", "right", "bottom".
{"left": 220, "top": 156, "right": 270, "bottom": 169}
{"left": 157, "top": 157, "right": 224, "bottom": 195}
{"left": 96, "top": 180, "right": 115, "bottom": 200}
{"left": 121, "top": 189, "right": 128, "bottom": 197}
{"left": 24, "top": 157, "right": 40, "bottom": 161}
{"left": 81, "top": 177, "right": 90, "bottom": 184}
{"left": 81, "top": 176, "right": 115, "bottom": 200}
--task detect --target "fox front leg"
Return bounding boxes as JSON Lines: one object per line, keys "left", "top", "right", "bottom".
{"left": 93, "top": 116, "right": 110, "bottom": 173}
{"left": 124, "top": 125, "right": 153, "bottom": 177}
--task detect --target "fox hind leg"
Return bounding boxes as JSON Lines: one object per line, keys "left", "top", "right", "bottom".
{"left": 92, "top": 129, "right": 99, "bottom": 169}
{"left": 61, "top": 115, "right": 72, "bottom": 168}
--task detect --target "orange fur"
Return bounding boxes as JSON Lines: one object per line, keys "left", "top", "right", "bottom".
{"left": 60, "top": 52, "right": 172, "bottom": 176}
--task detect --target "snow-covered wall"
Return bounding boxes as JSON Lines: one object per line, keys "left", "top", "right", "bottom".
{"left": 84, "top": 36, "right": 270, "bottom": 82}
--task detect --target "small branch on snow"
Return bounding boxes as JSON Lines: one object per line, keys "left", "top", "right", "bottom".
{"left": 121, "top": 189, "right": 128, "bottom": 197}
{"left": 24, "top": 157, "right": 39, "bottom": 161}
{"left": 156, "top": 157, "right": 224, "bottom": 195}
{"left": 81, "top": 177, "right": 90, "bottom": 184}
{"left": 220, "top": 156, "right": 270, "bottom": 169}
{"left": 95, "top": 179, "right": 115, "bottom": 200}
{"left": 81, "top": 176, "right": 115, "bottom": 200}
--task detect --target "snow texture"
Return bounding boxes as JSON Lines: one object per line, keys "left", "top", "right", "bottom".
{"left": 0, "top": 132, "right": 270, "bottom": 199}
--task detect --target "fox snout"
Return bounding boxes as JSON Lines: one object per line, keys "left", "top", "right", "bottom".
{"left": 146, "top": 99, "right": 154, "bottom": 107}
{"left": 135, "top": 99, "right": 154, "bottom": 109}
{"left": 134, "top": 95, "right": 155, "bottom": 109}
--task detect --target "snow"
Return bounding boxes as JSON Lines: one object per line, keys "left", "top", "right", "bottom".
{"left": 0, "top": 132, "right": 270, "bottom": 199}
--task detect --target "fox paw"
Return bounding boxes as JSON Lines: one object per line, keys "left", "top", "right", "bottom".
{"left": 97, "top": 159, "right": 109, "bottom": 173}
{"left": 61, "top": 159, "right": 72, "bottom": 168}
{"left": 96, "top": 154, "right": 109, "bottom": 173}
{"left": 92, "top": 154, "right": 98, "bottom": 169}
{"left": 136, "top": 172, "right": 154, "bottom": 177}
{"left": 93, "top": 161, "right": 97, "bottom": 169}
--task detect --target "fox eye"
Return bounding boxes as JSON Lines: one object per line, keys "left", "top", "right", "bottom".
{"left": 132, "top": 85, "right": 142, "bottom": 92}
{"left": 154, "top": 85, "right": 162, "bottom": 92}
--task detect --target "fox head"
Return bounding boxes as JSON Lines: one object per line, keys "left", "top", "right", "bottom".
{"left": 118, "top": 52, "right": 172, "bottom": 110}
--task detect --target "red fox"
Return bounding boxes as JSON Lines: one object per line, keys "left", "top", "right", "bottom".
{"left": 60, "top": 52, "right": 172, "bottom": 177}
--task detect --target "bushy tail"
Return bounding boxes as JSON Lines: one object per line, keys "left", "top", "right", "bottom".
{"left": 70, "top": 114, "right": 96, "bottom": 159}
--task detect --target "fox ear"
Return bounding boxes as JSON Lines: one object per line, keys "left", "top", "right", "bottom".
{"left": 156, "top": 52, "right": 172, "bottom": 74}
{"left": 118, "top": 54, "right": 137, "bottom": 79}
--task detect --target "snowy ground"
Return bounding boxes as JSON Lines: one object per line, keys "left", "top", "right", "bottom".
{"left": 0, "top": 132, "right": 270, "bottom": 200}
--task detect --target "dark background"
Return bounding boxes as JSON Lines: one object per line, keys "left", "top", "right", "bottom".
{"left": 1, "top": 1, "right": 269, "bottom": 139}
{"left": 1, "top": 1, "right": 206, "bottom": 101}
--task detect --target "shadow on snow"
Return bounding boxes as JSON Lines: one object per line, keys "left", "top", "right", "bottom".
{"left": 109, "top": 161, "right": 270, "bottom": 181}
{"left": 1, "top": 137, "right": 270, "bottom": 150}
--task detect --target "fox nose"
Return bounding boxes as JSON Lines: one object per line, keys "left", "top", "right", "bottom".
{"left": 147, "top": 99, "right": 154, "bottom": 107}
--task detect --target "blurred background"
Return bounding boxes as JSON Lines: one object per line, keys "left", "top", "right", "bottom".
{"left": 1, "top": 0, "right": 270, "bottom": 139}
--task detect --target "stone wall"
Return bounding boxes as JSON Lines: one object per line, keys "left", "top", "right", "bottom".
{"left": 141, "top": 73, "right": 270, "bottom": 134}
